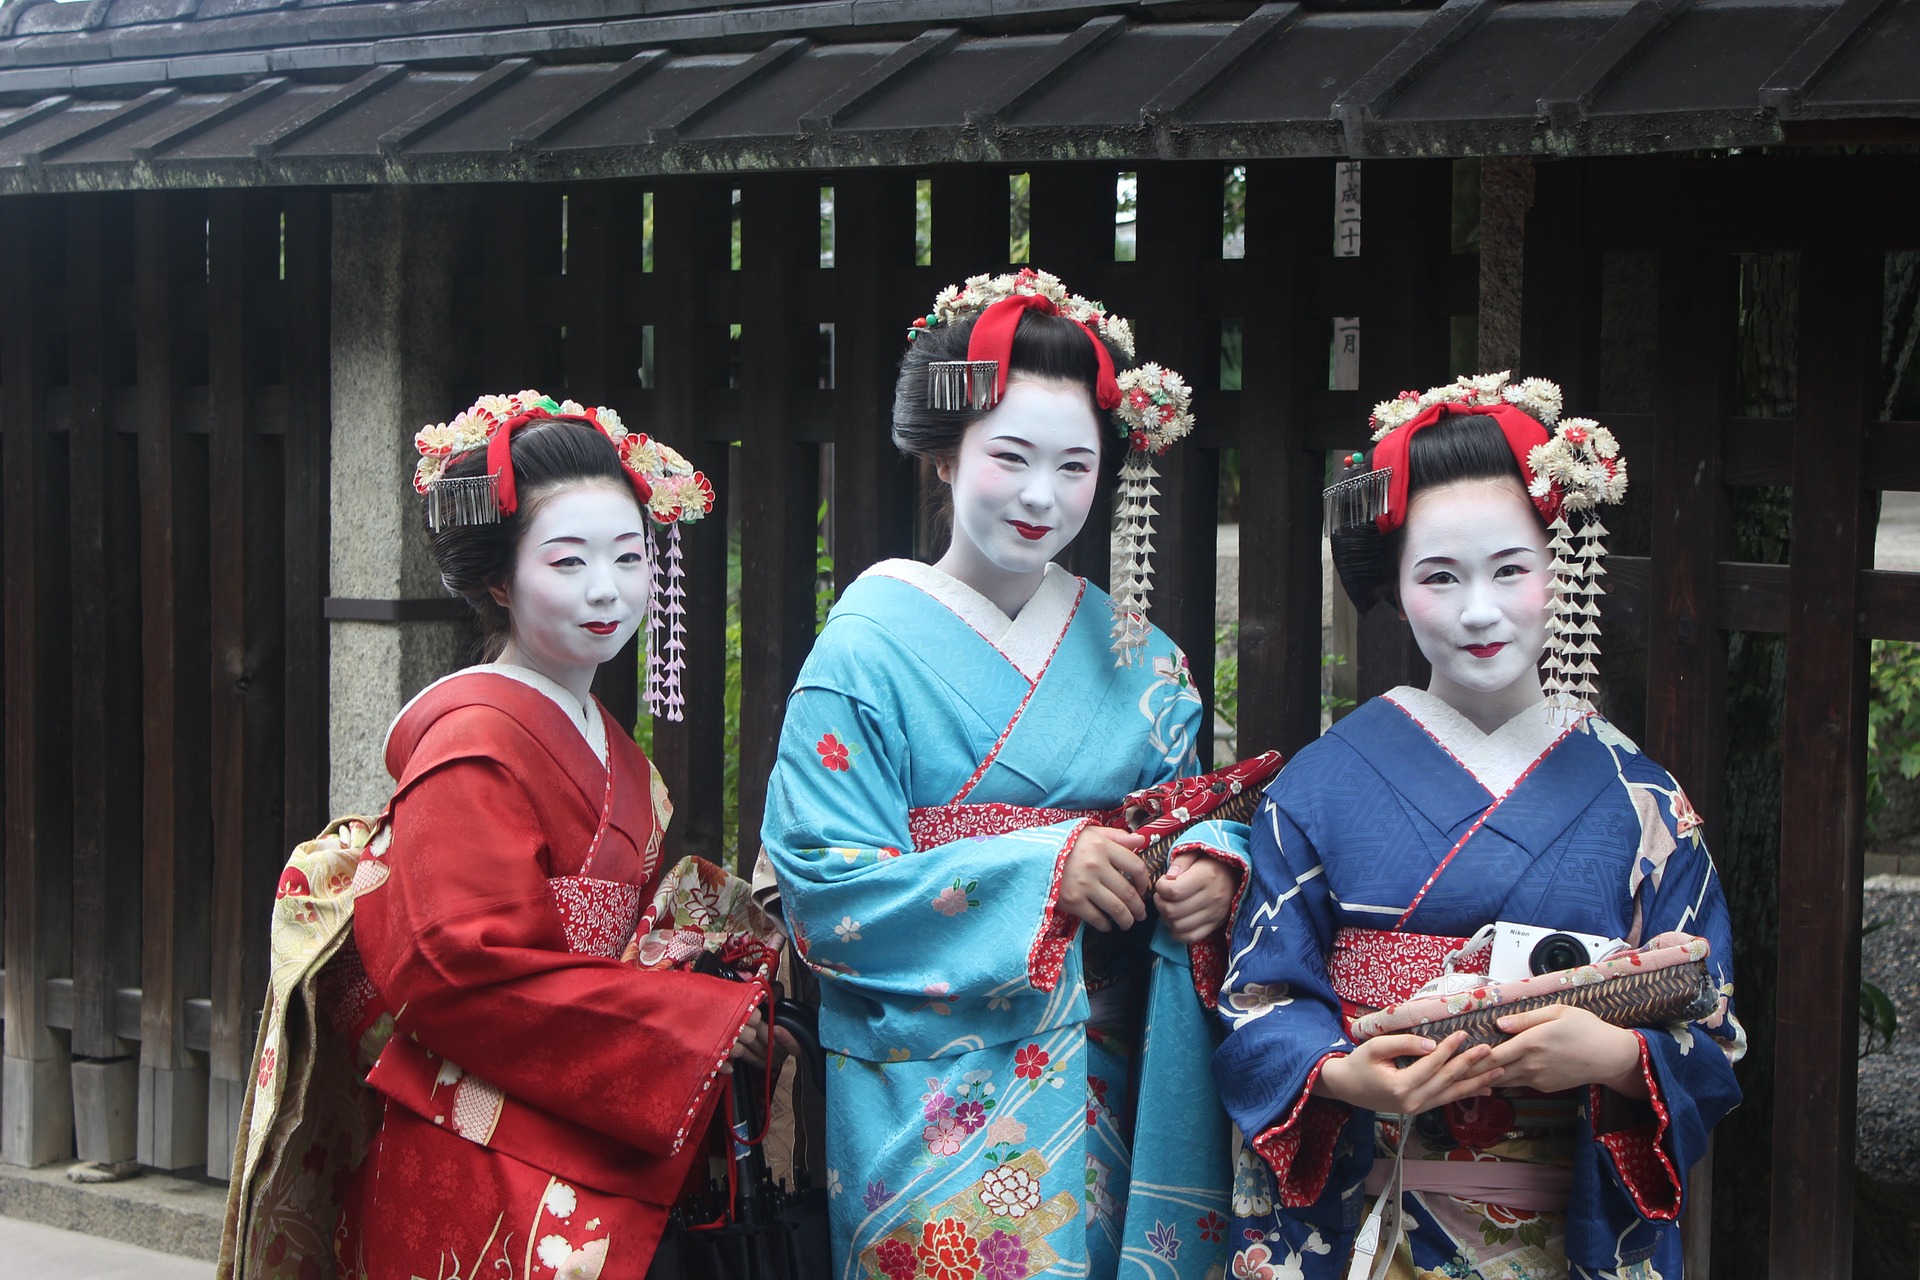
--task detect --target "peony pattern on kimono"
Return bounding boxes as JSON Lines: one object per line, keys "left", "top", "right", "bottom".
{"left": 626, "top": 855, "right": 784, "bottom": 980}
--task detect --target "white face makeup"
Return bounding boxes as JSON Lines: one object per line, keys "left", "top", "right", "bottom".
{"left": 1396, "top": 478, "right": 1551, "bottom": 733}
{"left": 934, "top": 376, "right": 1102, "bottom": 617}
{"left": 490, "top": 481, "right": 652, "bottom": 706}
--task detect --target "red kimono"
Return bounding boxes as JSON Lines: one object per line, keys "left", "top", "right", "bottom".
{"left": 335, "top": 669, "right": 761, "bottom": 1280}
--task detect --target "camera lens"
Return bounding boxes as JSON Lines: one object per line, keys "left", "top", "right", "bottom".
{"left": 1528, "top": 933, "right": 1591, "bottom": 975}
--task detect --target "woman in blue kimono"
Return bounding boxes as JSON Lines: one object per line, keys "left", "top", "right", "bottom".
{"left": 761, "top": 270, "right": 1256, "bottom": 1280}
{"left": 1214, "top": 375, "right": 1743, "bottom": 1280}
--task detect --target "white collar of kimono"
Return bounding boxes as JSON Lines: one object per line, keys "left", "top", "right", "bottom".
{"left": 388, "top": 662, "right": 609, "bottom": 767}
{"left": 1382, "top": 685, "right": 1564, "bottom": 798}
{"left": 867, "top": 558, "right": 1078, "bottom": 682}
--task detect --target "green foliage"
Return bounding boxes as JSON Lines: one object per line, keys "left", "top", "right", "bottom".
{"left": 815, "top": 500, "right": 836, "bottom": 633}
{"left": 1009, "top": 172, "right": 1031, "bottom": 264}
{"left": 1862, "top": 921, "right": 1900, "bottom": 1058}
{"left": 1212, "top": 624, "right": 1239, "bottom": 732}
{"left": 1868, "top": 638, "right": 1920, "bottom": 833}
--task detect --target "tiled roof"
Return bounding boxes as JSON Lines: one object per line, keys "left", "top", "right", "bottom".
{"left": 1, "top": 0, "right": 1915, "bottom": 192}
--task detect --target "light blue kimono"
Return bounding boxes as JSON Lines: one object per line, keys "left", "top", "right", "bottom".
{"left": 762, "top": 561, "right": 1247, "bottom": 1280}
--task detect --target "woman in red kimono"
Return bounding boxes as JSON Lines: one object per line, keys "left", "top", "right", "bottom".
{"left": 222, "top": 392, "right": 771, "bottom": 1280}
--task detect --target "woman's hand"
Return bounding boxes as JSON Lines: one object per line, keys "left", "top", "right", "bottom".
{"left": 1057, "top": 826, "right": 1150, "bottom": 932}
{"left": 1315, "top": 1031, "right": 1503, "bottom": 1114}
{"left": 1484, "top": 1004, "right": 1648, "bottom": 1098}
{"left": 1154, "top": 852, "right": 1237, "bottom": 943}
{"left": 722, "top": 1007, "right": 768, "bottom": 1075}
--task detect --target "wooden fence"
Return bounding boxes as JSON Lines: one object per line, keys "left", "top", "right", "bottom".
{"left": 3, "top": 151, "right": 1918, "bottom": 1276}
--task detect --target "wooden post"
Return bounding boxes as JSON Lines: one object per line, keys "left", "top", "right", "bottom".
{"left": 1646, "top": 249, "right": 1735, "bottom": 1278}
{"left": 282, "top": 191, "right": 332, "bottom": 857}
{"left": 205, "top": 191, "right": 286, "bottom": 1178}
{"left": 1237, "top": 159, "right": 1332, "bottom": 760}
{"left": 135, "top": 190, "right": 213, "bottom": 1172}
{"left": 566, "top": 182, "right": 642, "bottom": 730}
{"left": 1354, "top": 160, "right": 1451, "bottom": 702}
{"left": 65, "top": 193, "right": 145, "bottom": 1166}
{"left": 1026, "top": 164, "right": 1118, "bottom": 589}
{"left": 828, "top": 170, "right": 916, "bottom": 589}
{"left": 1769, "top": 249, "right": 1878, "bottom": 1280}
{"left": 2, "top": 194, "right": 76, "bottom": 1168}
{"left": 1134, "top": 162, "right": 1221, "bottom": 740}
{"left": 648, "top": 178, "right": 734, "bottom": 864}
{"left": 734, "top": 174, "right": 820, "bottom": 871}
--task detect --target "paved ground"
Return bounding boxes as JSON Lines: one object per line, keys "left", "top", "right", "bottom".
{"left": 0, "top": 1214, "right": 214, "bottom": 1278}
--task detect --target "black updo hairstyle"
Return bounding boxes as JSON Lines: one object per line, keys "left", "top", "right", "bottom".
{"left": 424, "top": 417, "right": 644, "bottom": 660}
{"left": 1330, "top": 415, "right": 1544, "bottom": 611}
{"left": 892, "top": 307, "right": 1127, "bottom": 481}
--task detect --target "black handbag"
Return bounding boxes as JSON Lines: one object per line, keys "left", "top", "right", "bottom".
{"left": 646, "top": 998, "right": 831, "bottom": 1280}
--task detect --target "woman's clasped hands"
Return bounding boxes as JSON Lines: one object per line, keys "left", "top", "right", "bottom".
{"left": 1057, "top": 825, "right": 1238, "bottom": 942}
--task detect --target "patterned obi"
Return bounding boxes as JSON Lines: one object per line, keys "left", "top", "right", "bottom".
{"left": 1327, "top": 926, "right": 1489, "bottom": 1012}
{"left": 906, "top": 801, "right": 1119, "bottom": 852}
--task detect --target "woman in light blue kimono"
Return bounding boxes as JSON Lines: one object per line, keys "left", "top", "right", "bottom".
{"left": 761, "top": 270, "right": 1254, "bottom": 1280}
{"left": 1215, "top": 377, "right": 1743, "bottom": 1279}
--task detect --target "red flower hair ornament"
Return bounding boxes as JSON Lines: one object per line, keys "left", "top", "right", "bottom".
{"left": 907, "top": 268, "right": 1194, "bottom": 664}
{"left": 1323, "top": 372, "right": 1628, "bottom": 721}
{"left": 413, "top": 389, "right": 715, "bottom": 721}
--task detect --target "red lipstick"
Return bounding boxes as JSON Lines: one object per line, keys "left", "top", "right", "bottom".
{"left": 1009, "top": 521, "right": 1052, "bottom": 541}
{"left": 583, "top": 622, "right": 619, "bottom": 636}
{"left": 1464, "top": 642, "right": 1507, "bottom": 659}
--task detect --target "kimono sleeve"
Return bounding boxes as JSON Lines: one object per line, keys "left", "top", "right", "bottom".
{"left": 354, "top": 734, "right": 762, "bottom": 1158}
{"left": 1212, "top": 762, "right": 1369, "bottom": 1214}
{"left": 762, "top": 679, "right": 1091, "bottom": 1009}
{"left": 1571, "top": 764, "right": 1745, "bottom": 1263}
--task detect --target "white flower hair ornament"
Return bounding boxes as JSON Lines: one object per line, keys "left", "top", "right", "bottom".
{"left": 1323, "top": 371, "right": 1628, "bottom": 721}
{"left": 907, "top": 268, "right": 1195, "bottom": 664}
{"left": 413, "top": 388, "right": 715, "bottom": 720}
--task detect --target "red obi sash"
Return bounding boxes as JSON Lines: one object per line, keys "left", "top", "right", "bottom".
{"left": 907, "top": 802, "right": 1118, "bottom": 852}
{"left": 1327, "top": 926, "right": 1489, "bottom": 1013}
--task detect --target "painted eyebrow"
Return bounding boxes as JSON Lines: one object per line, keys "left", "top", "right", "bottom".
{"left": 539, "top": 532, "right": 647, "bottom": 547}
{"left": 988, "top": 434, "right": 1096, "bottom": 455}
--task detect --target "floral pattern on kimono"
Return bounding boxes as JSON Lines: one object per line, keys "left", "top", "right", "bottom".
{"left": 763, "top": 561, "right": 1249, "bottom": 1280}
{"left": 1214, "top": 689, "right": 1743, "bottom": 1280}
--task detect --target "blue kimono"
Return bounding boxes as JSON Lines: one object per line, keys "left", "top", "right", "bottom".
{"left": 762, "top": 560, "right": 1248, "bottom": 1280}
{"left": 1214, "top": 688, "right": 1743, "bottom": 1280}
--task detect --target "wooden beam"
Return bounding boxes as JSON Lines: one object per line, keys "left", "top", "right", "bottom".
{"left": 1236, "top": 159, "right": 1331, "bottom": 759}
{"left": 281, "top": 191, "right": 331, "bottom": 853}
{"left": 647, "top": 178, "right": 734, "bottom": 866}
{"left": 134, "top": 189, "right": 212, "bottom": 1172}
{"left": 827, "top": 169, "right": 916, "bottom": 588}
{"left": 1769, "top": 248, "right": 1879, "bottom": 1279}
{"left": 1645, "top": 248, "right": 1736, "bottom": 1276}
{"left": 1135, "top": 161, "right": 1221, "bottom": 743}
{"left": 3, "top": 195, "right": 77, "bottom": 1167}
{"left": 734, "top": 174, "right": 822, "bottom": 874}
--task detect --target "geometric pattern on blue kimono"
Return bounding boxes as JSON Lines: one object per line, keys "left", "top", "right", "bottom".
{"left": 762, "top": 562, "right": 1248, "bottom": 1279}
{"left": 1213, "top": 689, "right": 1744, "bottom": 1280}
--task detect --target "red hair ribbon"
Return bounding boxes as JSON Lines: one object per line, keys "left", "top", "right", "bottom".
{"left": 1368, "top": 400, "right": 1556, "bottom": 533}
{"left": 483, "top": 408, "right": 653, "bottom": 517}
{"left": 967, "top": 294, "right": 1122, "bottom": 411}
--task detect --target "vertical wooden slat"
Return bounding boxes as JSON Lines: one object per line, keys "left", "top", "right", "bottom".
{"left": 1519, "top": 161, "right": 1604, "bottom": 411}
{"left": 136, "top": 190, "right": 213, "bottom": 1171}
{"left": 282, "top": 192, "right": 331, "bottom": 851}
{"left": 1134, "top": 161, "right": 1221, "bottom": 738}
{"left": 829, "top": 170, "right": 916, "bottom": 588}
{"left": 1027, "top": 164, "right": 1120, "bottom": 590}
{"left": 649, "top": 178, "right": 735, "bottom": 864}
{"left": 1354, "top": 160, "right": 1451, "bottom": 702}
{"left": 205, "top": 191, "right": 285, "bottom": 1176}
{"left": 1646, "top": 248, "right": 1735, "bottom": 1279}
{"left": 564, "top": 182, "right": 641, "bottom": 729}
{"left": 735, "top": 174, "right": 821, "bottom": 871}
{"left": 1237, "top": 159, "right": 1332, "bottom": 760}
{"left": 2, "top": 194, "right": 75, "bottom": 1167}
{"left": 1769, "top": 249, "right": 1878, "bottom": 1280}
{"left": 64, "top": 194, "right": 145, "bottom": 1165}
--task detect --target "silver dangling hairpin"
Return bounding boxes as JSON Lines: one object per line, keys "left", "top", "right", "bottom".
{"left": 927, "top": 360, "right": 1001, "bottom": 412}
{"left": 427, "top": 475, "right": 503, "bottom": 531}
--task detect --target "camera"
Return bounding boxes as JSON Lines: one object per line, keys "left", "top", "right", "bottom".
{"left": 1483, "top": 922, "right": 1628, "bottom": 983}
